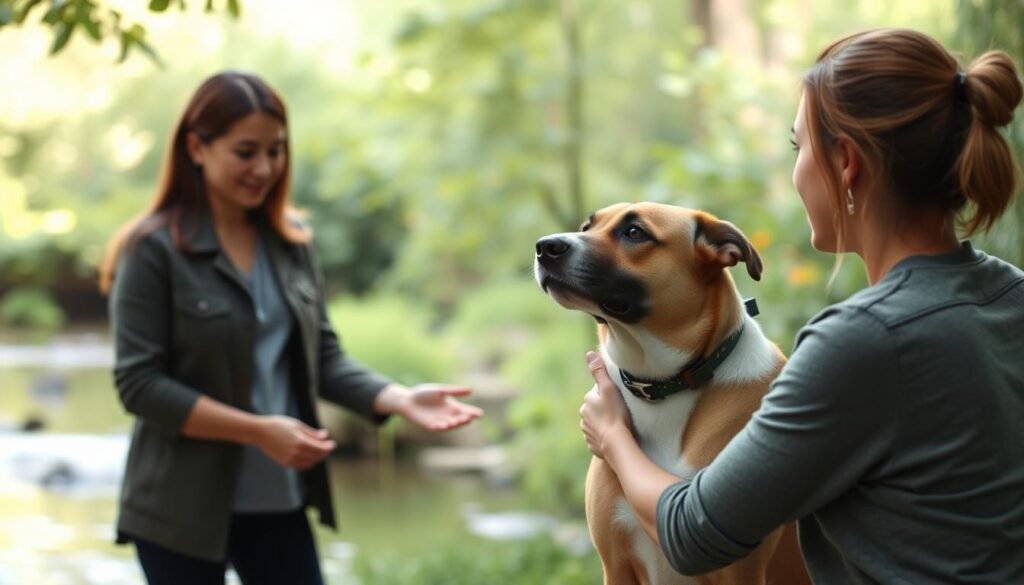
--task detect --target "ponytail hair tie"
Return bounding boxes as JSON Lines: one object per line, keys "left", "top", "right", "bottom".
{"left": 954, "top": 72, "right": 968, "bottom": 104}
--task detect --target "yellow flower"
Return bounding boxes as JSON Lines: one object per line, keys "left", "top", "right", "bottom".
{"left": 787, "top": 262, "right": 820, "bottom": 286}
{"left": 750, "top": 229, "right": 772, "bottom": 252}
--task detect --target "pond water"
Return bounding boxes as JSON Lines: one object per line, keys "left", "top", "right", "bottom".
{"left": 0, "top": 334, "right": 563, "bottom": 585}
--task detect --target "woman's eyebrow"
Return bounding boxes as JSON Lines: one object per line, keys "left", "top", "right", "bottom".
{"left": 233, "top": 138, "right": 286, "bottom": 147}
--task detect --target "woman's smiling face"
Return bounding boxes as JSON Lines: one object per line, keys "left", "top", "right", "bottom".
{"left": 190, "top": 111, "right": 287, "bottom": 213}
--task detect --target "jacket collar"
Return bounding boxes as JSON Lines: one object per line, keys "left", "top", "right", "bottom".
{"left": 179, "top": 210, "right": 300, "bottom": 297}
{"left": 888, "top": 240, "right": 979, "bottom": 273}
{"left": 180, "top": 210, "right": 221, "bottom": 255}
{"left": 181, "top": 209, "right": 278, "bottom": 255}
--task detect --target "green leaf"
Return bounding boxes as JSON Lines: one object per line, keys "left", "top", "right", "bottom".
{"left": 226, "top": 0, "right": 240, "bottom": 19}
{"left": 73, "top": 1, "right": 102, "bottom": 41}
{"left": 81, "top": 15, "right": 100, "bottom": 40}
{"left": 116, "top": 29, "right": 129, "bottom": 62}
{"left": 204, "top": 0, "right": 213, "bottom": 12}
{"left": 49, "top": 20, "right": 74, "bottom": 54}
{"left": 14, "top": 0, "right": 44, "bottom": 24}
{"left": 116, "top": 24, "right": 163, "bottom": 66}
{"left": 133, "top": 36, "right": 163, "bottom": 67}
{"left": 147, "top": 0, "right": 170, "bottom": 12}
{"left": 41, "top": 3, "right": 65, "bottom": 24}
{"left": 0, "top": 4, "right": 13, "bottom": 26}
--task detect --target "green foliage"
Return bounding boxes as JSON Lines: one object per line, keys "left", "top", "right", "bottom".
{"left": 327, "top": 295, "right": 460, "bottom": 386}
{"left": 353, "top": 535, "right": 602, "bottom": 585}
{"left": 447, "top": 279, "right": 570, "bottom": 365}
{"left": 296, "top": 139, "right": 408, "bottom": 295}
{"left": 0, "top": 0, "right": 240, "bottom": 63}
{"left": 0, "top": 286, "right": 65, "bottom": 330}
{"left": 448, "top": 279, "right": 597, "bottom": 510}
{"left": 2, "top": 0, "right": 1020, "bottom": 530}
{"left": 501, "top": 323, "right": 596, "bottom": 512}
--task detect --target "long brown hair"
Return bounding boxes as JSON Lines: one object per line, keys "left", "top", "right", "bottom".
{"left": 99, "top": 71, "right": 309, "bottom": 293}
{"left": 801, "top": 28, "right": 1023, "bottom": 252}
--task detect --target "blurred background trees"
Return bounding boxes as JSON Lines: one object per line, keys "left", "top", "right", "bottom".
{"left": 1, "top": 1, "right": 1022, "bottom": 581}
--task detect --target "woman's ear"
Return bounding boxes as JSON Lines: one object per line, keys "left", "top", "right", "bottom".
{"left": 185, "top": 132, "right": 204, "bottom": 167}
{"left": 834, "top": 136, "right": 861, "bottom": 190}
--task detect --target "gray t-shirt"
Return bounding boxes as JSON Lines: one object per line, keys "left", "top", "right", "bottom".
{"left": 233, "top": 239, "right": 304, "bottom": 512}
{"left": 657, "top": 242, "right": 1024, "bottom": 584}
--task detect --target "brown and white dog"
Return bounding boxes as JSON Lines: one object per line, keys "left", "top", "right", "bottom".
{"left": 534, "top": 203, "right": 809, "bottom": 585}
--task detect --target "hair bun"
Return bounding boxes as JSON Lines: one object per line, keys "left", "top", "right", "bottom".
{"left": 965, "top": 51, "right": 1023, "bottom": 127}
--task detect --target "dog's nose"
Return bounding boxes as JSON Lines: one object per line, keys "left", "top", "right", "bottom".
{"left": 536, "top": 235, "right": 571, "bottom": 265}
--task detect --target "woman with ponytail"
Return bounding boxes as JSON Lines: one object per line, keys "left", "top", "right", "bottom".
{"left": 579, "top": 29, "right": 1024, "bottom": 583}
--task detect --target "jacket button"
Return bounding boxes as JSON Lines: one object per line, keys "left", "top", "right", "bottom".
{"left": 197, "top": 300, "right": 209, "bottom": 312}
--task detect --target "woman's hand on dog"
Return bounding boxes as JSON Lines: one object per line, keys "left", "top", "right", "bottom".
{"left": 581, "top": 352, "right": 634, "bottom": 459}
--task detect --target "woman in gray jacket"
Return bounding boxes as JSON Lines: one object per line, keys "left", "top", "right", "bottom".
{"left": 100, "top": 71, "right": 483, "bottom": 585}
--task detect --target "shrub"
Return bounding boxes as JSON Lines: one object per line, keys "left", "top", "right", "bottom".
{"left": 352, "top": 535, "right": 602, "bottom": 585}
{"left": 0, "top": 286, "right": 65, "bottom": 331}
{"left": 327, "top": 294, "right": 460, "bottom": 386}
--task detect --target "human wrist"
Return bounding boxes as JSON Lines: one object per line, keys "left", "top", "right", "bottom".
{"left": 245, "top": 414, "right": 271, "bottom": 447}
{"left": 602, "top": 423, "right": 638, "bottom": 470}
{"left": 373, "top": 383, "right": 411, "bottom": 416}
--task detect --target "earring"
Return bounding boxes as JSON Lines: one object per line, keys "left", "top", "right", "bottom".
{"left": 846, "top": 188, "right": 855, "bottom": 215}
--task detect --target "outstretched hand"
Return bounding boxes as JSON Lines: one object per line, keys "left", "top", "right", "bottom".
{"left": 376, "top": 383, "right": 484, "bottom": 431}
{"left": 580, "top": 351, "right": 633, "bottom": 459}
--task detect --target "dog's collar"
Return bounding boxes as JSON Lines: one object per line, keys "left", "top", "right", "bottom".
{"left": 618, "top": 298, "right": 759, "bottom": 402}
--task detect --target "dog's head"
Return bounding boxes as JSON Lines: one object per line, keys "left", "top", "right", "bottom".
{"left": 534, "top": 202, "right": 761, "bottom": 337}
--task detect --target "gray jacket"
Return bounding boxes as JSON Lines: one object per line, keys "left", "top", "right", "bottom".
{"left": 657, "top": 242, "right": 1024, "bottom": 583}
{"left": 109, "top": 211, "right": 390, "bottom": 561}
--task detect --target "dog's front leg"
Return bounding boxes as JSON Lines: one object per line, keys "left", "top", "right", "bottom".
{"left": 586, "top": 457, "right": 645, "bottom": 585}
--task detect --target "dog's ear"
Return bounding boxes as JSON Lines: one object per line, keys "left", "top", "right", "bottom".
{"left": 694, "top": 215, "right": 763, "bottom": 281}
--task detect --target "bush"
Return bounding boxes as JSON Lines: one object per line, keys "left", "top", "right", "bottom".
{"left": 327, "top": 294, "right": 461, "bottom": 386}
{"left": 448, "top": 281, "right": 598, "bottom": 510}
{"left": 446, "top": 279, "right": 570, "bottom": 369}
{"left": 500, "top": 321, "right": 596, "bottom": 512}
{"left": 0, "top": 286, "right": 65, "bottom": 331}
{"left": 352, "top": 535, "right": 602, "bottom": 585}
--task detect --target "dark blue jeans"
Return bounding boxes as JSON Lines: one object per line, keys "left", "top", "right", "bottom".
{"left": 133, "top": 509, "right": 324, "bottom": 585}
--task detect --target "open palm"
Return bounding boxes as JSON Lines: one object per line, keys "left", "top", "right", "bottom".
{"left": 400, "top": 384, "right": 483, "bottom": 431}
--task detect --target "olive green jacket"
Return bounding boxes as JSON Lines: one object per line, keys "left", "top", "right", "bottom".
{"left": 109, "top": 212, "right": 391, "bottom": 561}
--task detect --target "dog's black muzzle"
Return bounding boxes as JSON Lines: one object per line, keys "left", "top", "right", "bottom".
{"left": 534, "top": 234, "right": 649, "bottom": 324}
{"left": 535, "top": 234, "right": 572, "bottom": 268}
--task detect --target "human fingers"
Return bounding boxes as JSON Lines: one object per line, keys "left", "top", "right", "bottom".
{"left": 454, "top": 402, "right": 484, "bottom": 418}
{"left": 412, "top": 384, "right": 473, "bottom": 404}
{"left": 579, "top": 387, "right": 600, "bottom": 422}
{"left": 299, "top": 434, "right": 336, "bottom": 455}
{"left": 585, "top": 351, "right": 616, "bottom": 394}
{"left": 288, "top": 437, "right": 336, "bottom": 469}
{"left": 578, "top": 409, "right": 603, "bottom": 459}
{"left": 424, "top": 410, "right": 477, "bottom": 432}
{"left": 434, "top": 385, "right": 473, "bottom": 398}
{"left": 298, "top": 424, "right": 330, "bottom": 440}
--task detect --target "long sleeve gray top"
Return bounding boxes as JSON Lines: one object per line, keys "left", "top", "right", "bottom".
{"left": 657, "top": 242, "right": 1024, "bottom": 584}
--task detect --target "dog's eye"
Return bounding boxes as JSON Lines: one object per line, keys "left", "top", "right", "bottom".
{"left": 580, "top": 221, "right": 591, "bottom": 232}
{"left": 624, "top": 225, "right": 649, "bottom": 241}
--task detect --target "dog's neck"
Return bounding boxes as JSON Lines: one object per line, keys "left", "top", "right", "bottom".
{"left": 601, "top": 287, "right": 746, "bottom": 381}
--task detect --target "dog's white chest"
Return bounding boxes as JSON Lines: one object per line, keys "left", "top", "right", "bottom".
{"left": 609, "top": 365, "right": 701, "bottom": 584}
{"left": 609, "top": 363, "right": 701, "bottom": 475}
